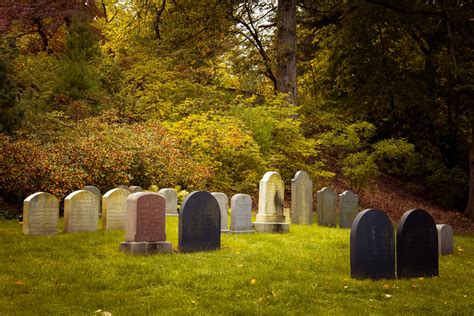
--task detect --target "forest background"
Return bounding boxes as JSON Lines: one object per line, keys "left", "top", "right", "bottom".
{"left": 0, "top": 0, "right": 473, "bottom": 224}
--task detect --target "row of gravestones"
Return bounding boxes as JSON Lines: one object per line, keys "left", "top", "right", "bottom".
{"left": 351, "top": 208, "right": 454, "bottom": 280}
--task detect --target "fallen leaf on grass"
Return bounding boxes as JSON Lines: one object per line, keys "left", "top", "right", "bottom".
{"left": 383, "top": 284, "right": 390, "bottom": 289}
{"left": 384, "top": 294, "right": 392, "bottom": 298}
{"left": 418, "top": 277, "right": 424, "bottom": 281}
{"left": 457, "top": 247, "right": 464, "bottom": 252}
{"left": 15, "top": 280, "right": 24, "bottom": 286}
{"left": 250, "top": 278, "right": 256, "bottom": 285}
{"left": 191, "top": 300, "right": 196, "bottom": 305}
{"left": 412, "top": 284, "right": 417, "bottom": 288}
{"left": 344, "top": 285, "right": 348, "bottom": 289}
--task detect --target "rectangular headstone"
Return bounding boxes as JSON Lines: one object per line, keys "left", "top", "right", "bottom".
{"left": 211, "top": 192, "right": 229, "bottom": 232}
{"left": 317, "top": 187, "right": 336, "bottom": 227}
{"left": 158, "top": 188, "right": 178, "bottom": 215}
{"left": 230, "top": 194, "right": 254, "bottom": 233}
{"left": 23, "top": 192, "right": 59, "bottom": 235}
{"left": 339, "top": 190, "right": 359, "bottom": 228}
{"left": 102, "top": 188, "right": 130, "bottom": 230}
{"left": 291, "top": 171, "right": 313, "bottom": 225}
{"left": 436, "top": 224, "right": 454, "bottom": 255}
{"left": 64, "top": 190, "right": 99, "bottom": 233}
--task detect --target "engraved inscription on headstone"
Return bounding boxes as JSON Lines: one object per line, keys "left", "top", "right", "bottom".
{"left": 317, "top": 187, "right": 336, "bottom": 227}
{"left": 102, "top": 188, "right": 130, "bottom": 230}
{"left": 178, "top": 191, "right": 221, "bottom": 253}
{"left": 339, "top": 190, "right": 359, "bottom": 228}
{"left": 64, "top": 190, "right": 99, "bottom": 233}
{"left": 158, "top": 188, "right": 178, "bottom": 215}
{"left": 436, "top": 224, "right": 454, "bottom": 255}
{"left": 230, "top": 194, "right": 254, "bottom": 233}
{"left": 23, "top": 192, "right": 59, "bottom": 235}
{"left": 350, "top": 208, "right": 395, "bottom": 280}
{"left": 397, "top": 209, "right": 438, "bottom": 278}
{"left": 211, "top": 192, "right": 229, "bottom": 232}
{"left": 291, "top": 170, "right": 313, "bottom": 225}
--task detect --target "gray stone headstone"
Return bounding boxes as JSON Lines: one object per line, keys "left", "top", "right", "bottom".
{"left": 178, "top": 191, "right": 221, "bottom": 253}
{"left": 211, "top": 192, "right": 229, "bottom": 232}
{"left": 230, "top": 194, "right": 254, "bottom": 233}
{"left": 129, "top": 186, "right": 143, "bottom": 193}
{"left": 102, "top": 188, "right": 130, "bottom": 230}
{"left": 436, "top": 224, "right": 454, "bottom": 255}
{"left": 339, "top": 190, "right": 359, "bottom": 228}
{"left": 115, "top": 185, "right": 131, "bottom": 191}
{"left": 397, "top": 209, "right": 438, "bottom": 278}
{"left": 254, "top": 171, "right": 289, "bottom": 233}
{"left": 158, "top": 188, "right": 178, "bottom": 216}
{"left": 120, "top": 192, "right": 171, "bottom": 255}
{"left": 64, "top": 190, "right": 99, "bottom": 233}
{"left": 23, "top": 192, "right": 59, "bottom": 235}
{"left": 291, "top": 170, "right": 313, "bottom": 225}
{"left": 317, "top": 187, "right": 336, "bottom": 227}
{"left": 83, "top": 185, "right": 101, "bottom": 200}
{"left": 350, "top": 208, "right": 395, "bottom": 280}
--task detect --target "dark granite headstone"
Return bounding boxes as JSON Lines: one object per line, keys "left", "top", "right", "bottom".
{"left": 178, "top": 191, "right": 221, "bottom": 253}
{"left": 350, "top": 208, "right": 395, "bottom": 280}
{"left": 397, "top": 208, "right": 438, "bottom": 278}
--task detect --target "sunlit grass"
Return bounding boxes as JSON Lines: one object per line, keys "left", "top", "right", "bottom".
{"left": 0, "top": 217, "right": 473, "bottom": 314}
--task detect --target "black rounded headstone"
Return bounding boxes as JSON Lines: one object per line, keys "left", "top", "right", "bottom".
{"left": 350, "top": 208, "right": 395, "bottom": 280}
{"left": 397, "top": 208, "right": 438, "bottom": 278}
{"left": 178, "top": 191, "right": 221, "bottom": 253}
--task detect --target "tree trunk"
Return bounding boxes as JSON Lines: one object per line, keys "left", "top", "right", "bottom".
{"left": 464, "top": 110, "right": 474, "bottom": 221}
{"left": 276, "top": 0, "right": 297, "bottom": 105}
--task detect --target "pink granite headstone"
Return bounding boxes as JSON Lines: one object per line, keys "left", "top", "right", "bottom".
{"left": 125, "top": 192, "right": 166, "bottom": 242}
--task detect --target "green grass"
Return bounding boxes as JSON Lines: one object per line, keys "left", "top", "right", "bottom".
{"left": 1, "top": 217, "right": 473, "bottom": 315}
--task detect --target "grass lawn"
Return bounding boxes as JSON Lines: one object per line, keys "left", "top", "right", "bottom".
{"left": 0, "top": 217, "right": 473, "bottom": 315}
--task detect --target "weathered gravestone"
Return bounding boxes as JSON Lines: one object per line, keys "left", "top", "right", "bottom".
{"left": 115, "top": 185, "right": 131, "bottom": 191}
{"left": 253, "top": 171, "right": 289, "bottom": 233}
{"left": 397, "top": 208, "right": 438, "bottom": 278}
{"left": 102, "top": 188, "right": 130, "bottom": 230}
{"left": 230, "top": 194, "right": 254, "bottom": 233}
{"left": 436, "top": 224, "right": 454, "bottom": 255}
{"left": 83, "top": 185, "right": 101, "bottom": 214}
{"left": 129, "top": 186, "right": 143, "bottom": 193}
{"left": 339, "top": 190, "right": 359, "bottom": 228}
{"left": 64, "top": 190, "right": 99, "bottom": 233}
{"left": 317, "top": 187, "right": 337, "bottom": 227}
{"left": 211, "top": 192, "right": 230, "bottom": 233}
{"left": 291, "top": 170, "right": 313, "bottom": 225}
{"left": 158, "top": 188, "right": 178, "bottom": 216}
{"left": 178, "top": 191, "right": 221, "bottom": 253}
{"left": 23, "top": 192, "right": 59, "bottom": 235}
{"left": 120, "top": 192, "right": 171, "bottom": 255}
{"left": 350, "top": 208, "right": 395, "bottom": 279}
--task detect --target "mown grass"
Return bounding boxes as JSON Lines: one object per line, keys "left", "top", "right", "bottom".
{"left": 0, "top": 217, "right": 473, "bottom": 315}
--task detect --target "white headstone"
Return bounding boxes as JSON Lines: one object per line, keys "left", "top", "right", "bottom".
{"left": 317, "top": 187, "right": 336, "bottom": 227}
{"left": 23, "top": 192, "right": 59, "bottom": 235}
{"left": 230, "top": 194, "right": 253, "bottom": 233}
{"left": 436, "top": 224, "right": 454, "bottom": 255}
{"left": 64, "top": 190, "right": 99, "bottom": 233}
{"left": 211, "top": 192, "right": 229, "bottom": 232}
{"left": 254, "top": 171, "right": 288, "bottom": 233}
{"left": 102, "top": 188, "right": 131, "bottom": 230}
{"left": 158, "top": 188, "right": 178, "bottom": 215}
{"left": 339, "top": 190, "right": 358, "bottom": 228}
{"left": 291, "top": 170, "right": 313, "bottom": 225}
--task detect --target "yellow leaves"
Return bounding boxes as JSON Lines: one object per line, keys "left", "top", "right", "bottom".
{"left": 191, "top": 300, "right": 197, "bottom": 305}
{"left": 250, "top": 278, "right": 256, "bottom": 285}
{"left": 457, "top": 247, "right": 464, "bottom": 252}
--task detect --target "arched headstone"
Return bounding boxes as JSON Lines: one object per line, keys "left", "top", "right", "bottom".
{"left": 83, "top": 185, "right": 101, "bottom": 200}
{"left": 129, "top": 186, "right": 143, "bottom": 193}
{"left": 178, "top": 191, "right": 221, "bottom": 253}
{"left": 350, "top": 208, "right": 395, "bottom": 280}
{"left": 158, "top": 188, "right": 178, "bottom": 216}
{"left": 102, "top": 188, "right": 131, "bottom": 230}
{"left": 253, "top": 171, "right": 288, "bottom": 233}
{"left": 397, "top": 209, "right": 438, "bottom": 278}
{"left": 230, "top": 194, "right": 254, "bottom": 233}
{"left": 436, "top": 224, "right": 454, "bottom": 255}
{"left": 317, "top": 187, "right": 336, "bottom": 227}
{"left": 339, "top": 190, "right": 359, "bottom": 228}
{"left": 64, "top": 190, "right": 99, "bottom": 233}
{"left": 120, "top": 192, "right": 171, "bottom": 255}
{"left": 291, "top": 170, "right": 313, "bottom": 225}
{"left": 211, "top": 192, "right": 230, "bottom": 233}
{"left": 23, "top": 192, "right": 59, "bottom": 235}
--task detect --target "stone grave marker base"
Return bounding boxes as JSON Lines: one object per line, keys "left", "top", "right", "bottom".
{"left": 230, "top": 229, "right": 255, "bottom": 234}
{"left": 120, "top": 241, "right": 172, "bottom": 255}
{"left": 253, "top": 222, "right": 289, "bottom": 233}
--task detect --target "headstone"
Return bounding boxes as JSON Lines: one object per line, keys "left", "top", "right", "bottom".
{"left": 211, "top": 192, "right": 230, "bottom": 233}
{"left": 253, "top": 171, "right": 289, "bottom": 233}
{"left": 230, "top": 194, "right": 254, "bottom": 233}
{"left": 350, "top": 208, "right": 395, "bottom": 280}
{"left": 23, "top": 192, "right": 59, "bottom": 235}
{"left": 317, "top": 187, "right": 336, "bottom": 227}
{"left": 129, "top": 186, "right": 143, "bottom": 193}
{"left": 158, "top": 188, "right": 178, "bottom": 216}
{"left": 83, "top": 185, "right": 101, "bottom": 200}
{"left": 436, "top": 224, "right": 454, "bottom": 255}
{"left": 178, "top": 191, "right": 221, "bottom": 253}
{"left": 64, "top": 190, "right": 99, "bottom": 233}
{"left": 291, "top": 171, "right": 313, "bottom": 225}
{"left": 116, "top": 185, "right": 130, "bottom": 191}
{"left": 102, "top": 188, "right": 130, "bottom": 230}
{"left": 120, "top": 192, "right": 171, "bottom": 255}
{"left": 339, "top": 190, "right": 359, "bottom": 228}
{"left": 397, "top": 208, "right": 438, "bottom": 278}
